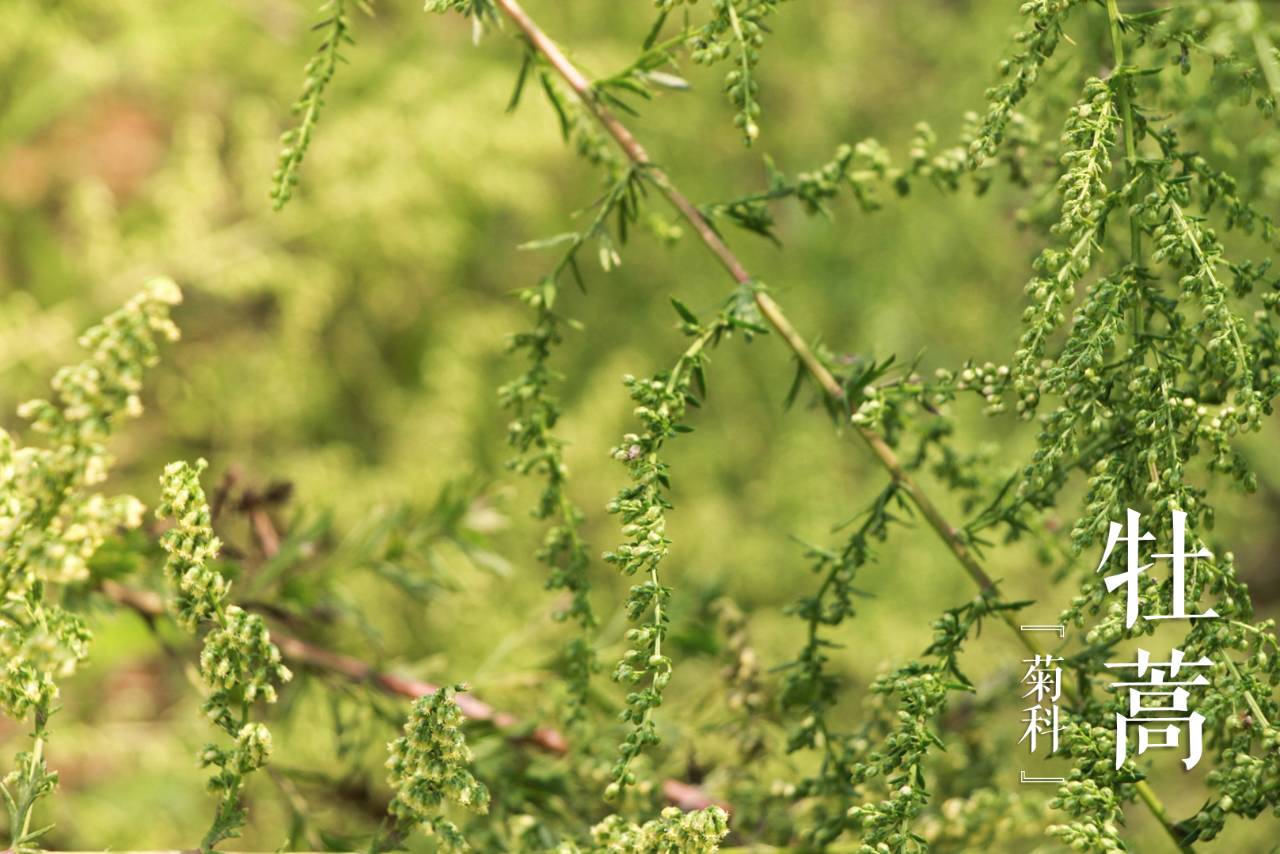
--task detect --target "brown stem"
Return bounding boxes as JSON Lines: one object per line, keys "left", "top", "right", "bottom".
{"left": 117, "top": 493, "right": 724, "bottom": 810}
{"left": 248, "top": 507, "right": 282, "bottom": 559}
{"left": 104, "top": 580, "right": 726, "bottom": 811}
{"left": 99, "top": 580, "right": 568, "bottom": 754}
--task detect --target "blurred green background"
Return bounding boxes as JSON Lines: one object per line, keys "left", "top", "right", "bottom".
{"left": 2, "top": 0, "right": 1279, "bottom": 850}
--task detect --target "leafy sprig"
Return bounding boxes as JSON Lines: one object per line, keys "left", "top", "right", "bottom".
{"left": 158, "top": 459, "right": 293, "bottom": 850}
{"left": 382, "top": 684, "right": 490, "bottom": 852}
{"left": 0, "top": 279, "right": 181, "bottom": 850}
{"left": 602, "top": 289, "right": 766, "bottom": 797}
{"left": 271, "top": 0, "right": 370, "bottom": 209}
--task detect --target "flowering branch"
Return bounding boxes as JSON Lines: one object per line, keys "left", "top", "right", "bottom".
{"left": 157, "top": 460, "right": 293, "bottom": 851}
{"left": 481, "top": 0, "right": 1191, "bottom": 847}
{"left": 0, "top": 280, "right": 182, "bottom": 851}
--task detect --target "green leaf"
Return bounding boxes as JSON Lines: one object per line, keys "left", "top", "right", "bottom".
{"left": 670, "top": 297, "right": 699, "bottom": 325}
{"left": 640, "top": 70, "right": 690, "bottom": 91}
{"left": 519, "top": 232, "right": 579, "bottom": 252}
{"left": 507, "top": 51, "right": 533, "bottom": 113}
{"left": 642, "top": 9, "right": 668, "bottom": 50}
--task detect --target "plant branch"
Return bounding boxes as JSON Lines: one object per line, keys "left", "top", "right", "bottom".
{"left": 1103, "top": 17, "right": 1193, "bottom": 847}
{"left": 494, "top": 0, "right": 1012, "bottom": 611}
{"left": 489, "top": 1, "right": 1193, "bottom": 849}
{"left": 100, "top": 580, "right": 736, "bottom": 815}
{"left": 1105, "top": 0, "right": 1144, "bottom": 285}
{"left": 98, "top": 580, "right": 568, "bottom": 755}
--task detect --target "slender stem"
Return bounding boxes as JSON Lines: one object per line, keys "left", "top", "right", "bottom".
{"left": 1105, "top": 0, "right": 1137, "bottom": 187}
{"left": 1134, "top": 782, "right": 1190, "bottom": 853}
{"left": 17, "top": 724, "right": 45, "bottom": 842}
{"left": 1105, "top": 0, "right": 1145, "bottom": 340}
{"left": 489, "top": 1, "right": 1194, "bottom": 849}
{"left": 495, "top": 0, "right": 1009, "bottom": 616}
{"left": 1167, "top": 199, "right": 1249, "bottom": 369}
{"left": 1220, "top": 650, "right": 1272, "bottom": 729}
{"left": 99, "top": 579, "right": 569, "bottom": 755}
{"left": 654, "top": 324, "right": 720, "bottom": 668}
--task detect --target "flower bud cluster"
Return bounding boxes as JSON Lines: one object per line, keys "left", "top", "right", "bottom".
{"left": 386, "top": 684, "right": 490, "bottom": 850}
{"left": 842, "top": 596, "right": 1022, "bottom": 850}
{"left": 1014, "top": 79, "right": 1118, "bottom": 398}
{"left": 603, "top": 300, "right": 747, "bottom": 795}
{"left": 969, "top": 0, "right": 1085, "bottom": 168}
{"left": 157, "top": 459, "right": 228, "bottom": 630}
{"left": 0, "top": 280, "right": 180, "bottom": 841}
{"left": 672, "top": 0, "right": 783, "bottom": 143}
{"left": 198, "top": 606, "right": 292, "bottom": 729}
{"left": 157, "top": 459, "right": 291, "bottom": 848}
{"left": 579, "top": 806, "right": 729, "bottom": 853}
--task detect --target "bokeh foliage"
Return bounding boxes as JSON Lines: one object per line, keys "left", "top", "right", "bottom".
{"left": 2, "top": 0, "right": 1280, "bottom": 850}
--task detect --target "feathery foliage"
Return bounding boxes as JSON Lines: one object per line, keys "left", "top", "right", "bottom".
{"left": 158, "top": 459, "right": 293, "bottom": 850}
{"left": 9, "top": 0, "right": 1280, "bottom": 851}
{"left": 0, "top": 280, "right": 180, "bottom": 851}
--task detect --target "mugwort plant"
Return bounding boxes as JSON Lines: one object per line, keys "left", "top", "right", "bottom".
{"left": 6, "top": 0, "right": 1280, "bottom": 852}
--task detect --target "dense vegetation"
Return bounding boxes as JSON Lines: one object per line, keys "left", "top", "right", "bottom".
{"left": 3, "top": 0, "right": 1280, "bottom": 851}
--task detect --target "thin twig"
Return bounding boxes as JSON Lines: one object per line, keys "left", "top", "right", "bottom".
{"left": 102, "top": 579, "right": 730, "bottom": 810}
{"left": 99, "top": 580, "right": 568, "bottom": 754}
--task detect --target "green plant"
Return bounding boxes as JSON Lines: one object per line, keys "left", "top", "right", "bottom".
{"left": 1, "top": 279, "right": 181, "bottom": 852}
{"left": 157, "top": 458, "right": 293, "bottom": 849}
{"left": 381, "top": 684, "right": 491, "bottom": 852}
{"left": 272, "top": 0, "right": 373, "bottom": 210}
{"left": 397, "top": 0, "right": 1280, "bottom": 848}
{"left": 6, "top": 0, "right": 1280, "bottom": 851}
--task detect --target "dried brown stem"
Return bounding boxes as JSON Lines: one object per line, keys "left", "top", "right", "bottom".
{"left": 102, "top": 579, "right": 731, "bottom": 809}
{"left": 99, "top": 580, "right": 568, "bottom": 753}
